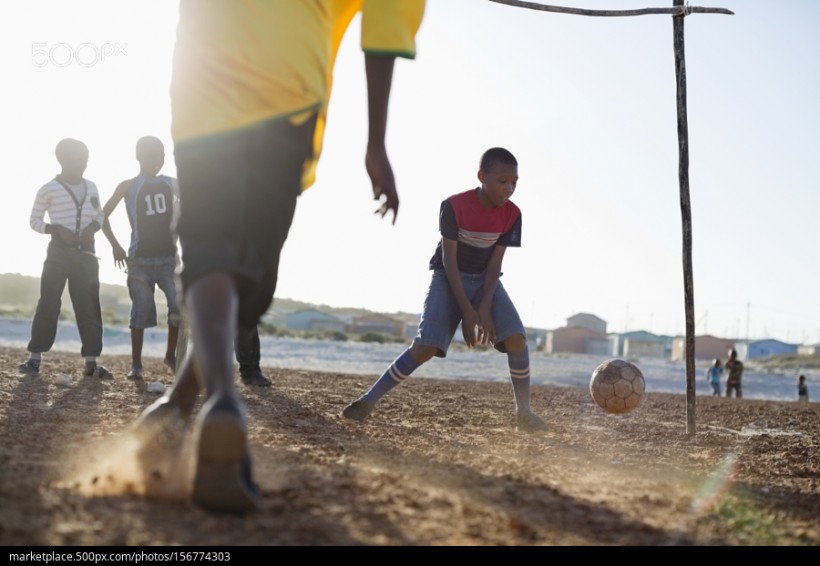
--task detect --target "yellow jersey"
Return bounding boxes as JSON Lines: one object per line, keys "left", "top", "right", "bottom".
{"left": 171, "top": 0, "right": 425, "bottom": 190}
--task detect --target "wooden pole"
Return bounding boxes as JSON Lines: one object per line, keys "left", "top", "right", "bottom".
{"left": 488, "top": 0, "right": 733, "bottom": 436}
{"left": 488, "top": 1, "right": 733, "bottom": 17}
{"left": 672, "top": 0, "right": 697, "bottom": 436}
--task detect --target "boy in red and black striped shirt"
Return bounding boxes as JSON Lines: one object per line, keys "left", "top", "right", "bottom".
{"left": 342, "top": 147, "right": 547, "bottom": 433}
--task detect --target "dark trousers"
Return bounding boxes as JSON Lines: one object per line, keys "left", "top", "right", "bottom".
{"left": 27, "top": 245, "right": 103, "bottom": 358}
{"left": 235, "top": 324, "right": 261, "bottom": 374}
{"left": 726, "top": 382, "right": 742, "bottom": 398}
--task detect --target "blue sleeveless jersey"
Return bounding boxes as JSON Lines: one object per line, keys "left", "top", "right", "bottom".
{"left": 125, "top": 174, "right": 178, "bottom": 258}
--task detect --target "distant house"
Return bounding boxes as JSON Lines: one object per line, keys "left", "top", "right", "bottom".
{"left": 284, "top": 309, "right": 346, "bottom": 332}
{"left": 797, "top": 343, "right": 820, "bottom": 356}
{"left": 351, "top": 313, "right": 405, "bottom": 338}
{"left": 610, "top": 330, "right": 667, "bottom": 358}
{"left": 543, "top": 313, "right": 609, "bottom": 354}
{"left": 545, "top": 326, "right": 607, "bottom": 355}
{"left": 260, "top": 310, "right": 286, "bottom": 330}
{"left": 610, "top": 330, "right": 667, "bottom": 359}
{"left": 566, "top": 313, "right": 607, "bottom": 335}
{"left": 584, "top": 335, "right": 611, "bottom": 356}
{"left": 670, "top": 334, "right": 735, "bottom": 362}
{"left": 735, "top": 339, "right": 798, "bottom": 360}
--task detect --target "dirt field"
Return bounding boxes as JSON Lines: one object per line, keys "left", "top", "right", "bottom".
{"left": 0, "top": 345, "right": 818, "bottom": 546}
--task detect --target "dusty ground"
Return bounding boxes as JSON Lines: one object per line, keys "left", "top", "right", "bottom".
{"left": 0, "top": 345, "right": 818, "bottom": 546}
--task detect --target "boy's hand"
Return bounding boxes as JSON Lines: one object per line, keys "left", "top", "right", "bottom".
{"left": 479, "top": 320, "right": 496, "bottom": 346}
{"left": 112, "top": 244, "right": 127, "bottom": 269}
{"left": 366, "top": 146, "right": 399, "bottom": 225}
{"left": 461, "top": 310, "right": 481, "bottom": 348}
{"left": 79, "top": 225, "right": 96, "bottom": 244}
{"left": 55, "top": 225, "right": 79, "bottom": 245}
{"left": 478, "top": 306, "right": 496, "bottom": 346}
{"left": 79, "top": 221, "right": 100, "bottom": 244}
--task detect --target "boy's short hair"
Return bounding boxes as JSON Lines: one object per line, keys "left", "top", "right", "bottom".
{"left": 480, "top": 147, "right": 517, "bottom": 172}
{"left": 55, "top": 138, "right": 88, "bottom": 164}
{"left": 136, "top": 136, "right": 164, "bottom": 159}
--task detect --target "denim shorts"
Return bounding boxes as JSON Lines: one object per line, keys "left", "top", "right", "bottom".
{"left": 412, "top": 268, "right": 525, "bottom": 357}
{"left": 127, "top": 255, "right": 182, "bottom": 329}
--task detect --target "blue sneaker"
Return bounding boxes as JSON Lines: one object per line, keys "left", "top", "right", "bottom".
{"left": 18, "top": 359, "right": 40, "bottom": 375}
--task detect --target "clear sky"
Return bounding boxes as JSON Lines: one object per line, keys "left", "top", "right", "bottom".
{"left": 2, "top": 1, "right": 819, "bottom": 344}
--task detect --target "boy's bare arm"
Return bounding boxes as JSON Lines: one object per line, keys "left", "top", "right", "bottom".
{"left": 478, "top": 245, "right": 506, "bottom": 345}
{"left": 442, "top": 238, "right": 481, "bottom": 348}
{"left": 364, "top": 53, "right": 399, "bottom": 225}
{"left": 101, "top": 180, "right": 129, "bottom": 267}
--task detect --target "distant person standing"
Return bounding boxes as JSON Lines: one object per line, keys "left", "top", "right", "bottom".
{"left": 798, "top": 375, "right": 809, "bottom": 403}
{"left": 101, "top": 136, "right": 182, "bottom": 380}
{"left": 706, "top": 358, "right": 723, "bottom": 397}
{"left": 18, "top": 138, "right": 113, "bottom": 379}
{"left": 725, "top": 348, "right": 744, "bottom": 398}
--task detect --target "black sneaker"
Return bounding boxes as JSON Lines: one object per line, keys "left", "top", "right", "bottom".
{"left": 18, "top": 359, "right": 40, "bottom": 375}
{"left": 84, "top": 363, "right": 114, "bottom": 379}
{"left": 240, "top": 368, "right": 271, "bottom": 387}
{"left": 516, "top": 411, "right": 547, "bottom": 434}
{"left": 341, "top": 399, "right": 376, "bottom": 422}
{"left": 192, "top": 398, "right": 260, "bottom": 514}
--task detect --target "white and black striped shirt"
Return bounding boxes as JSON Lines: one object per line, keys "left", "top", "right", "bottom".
{"left": 30, "top": 177, "right": 105, "bottom": 236}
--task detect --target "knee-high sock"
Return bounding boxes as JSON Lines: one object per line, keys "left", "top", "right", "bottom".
{"left": 361, "top": 349, "right": 422, "bottom": 404}
{"left": 508, "top": 346, "right": 531, "bottom": 413}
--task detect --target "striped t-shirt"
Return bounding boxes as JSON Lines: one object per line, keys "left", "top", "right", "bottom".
{"left": 428, "top": 188, "right": 522, "bottom": 274}
{"left": 29, "top": 177, "right": 105, "bottom": 252}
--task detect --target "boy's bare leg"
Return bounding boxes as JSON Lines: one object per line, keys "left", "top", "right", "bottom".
{"left": 129, "top": 327, "right": 145, "bottom": 379}
{"left": 164, "top": 323, "right": 181, "bottom": 373}
{"left": 185, "top": 273, "right": 237, "bottom": 399}
{"left": 186, "top": 272, "right": 258, "bottom": 513}
{"left": 132, "top": 347, "right": 200, "bottom": 436}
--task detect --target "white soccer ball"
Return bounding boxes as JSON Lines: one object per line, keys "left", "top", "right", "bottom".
{"left": 589, "top": 358, "right": 645, "bottom": 414}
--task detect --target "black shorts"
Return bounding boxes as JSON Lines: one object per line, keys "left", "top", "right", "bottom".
{"left": 174, "top": 115, "right": 316, "bottom": 326}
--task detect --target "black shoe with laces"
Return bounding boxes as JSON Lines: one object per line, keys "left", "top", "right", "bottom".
{"left": 18, "top": 359, "right": 40, "bottom": 375}
{"left": 240, "top": 368, "right": 271, "bottom": 387}
{"left": 84, "top": 363, "right": 114, "bottom": 379}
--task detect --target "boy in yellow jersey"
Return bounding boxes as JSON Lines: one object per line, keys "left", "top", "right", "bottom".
{"left": 132, "top": 1, "right": 425, "bottom": 514}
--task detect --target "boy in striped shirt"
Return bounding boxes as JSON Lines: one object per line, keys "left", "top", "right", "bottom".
{"left": 18, "top": 138, "right": 113, "bottom": 380}
{"left": 342, "top": 147, "right": 547, "bottom": 433}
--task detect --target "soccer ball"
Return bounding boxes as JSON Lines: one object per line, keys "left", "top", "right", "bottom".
{"left": 589, "top": 358, "right": 645, "bottom": 414}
